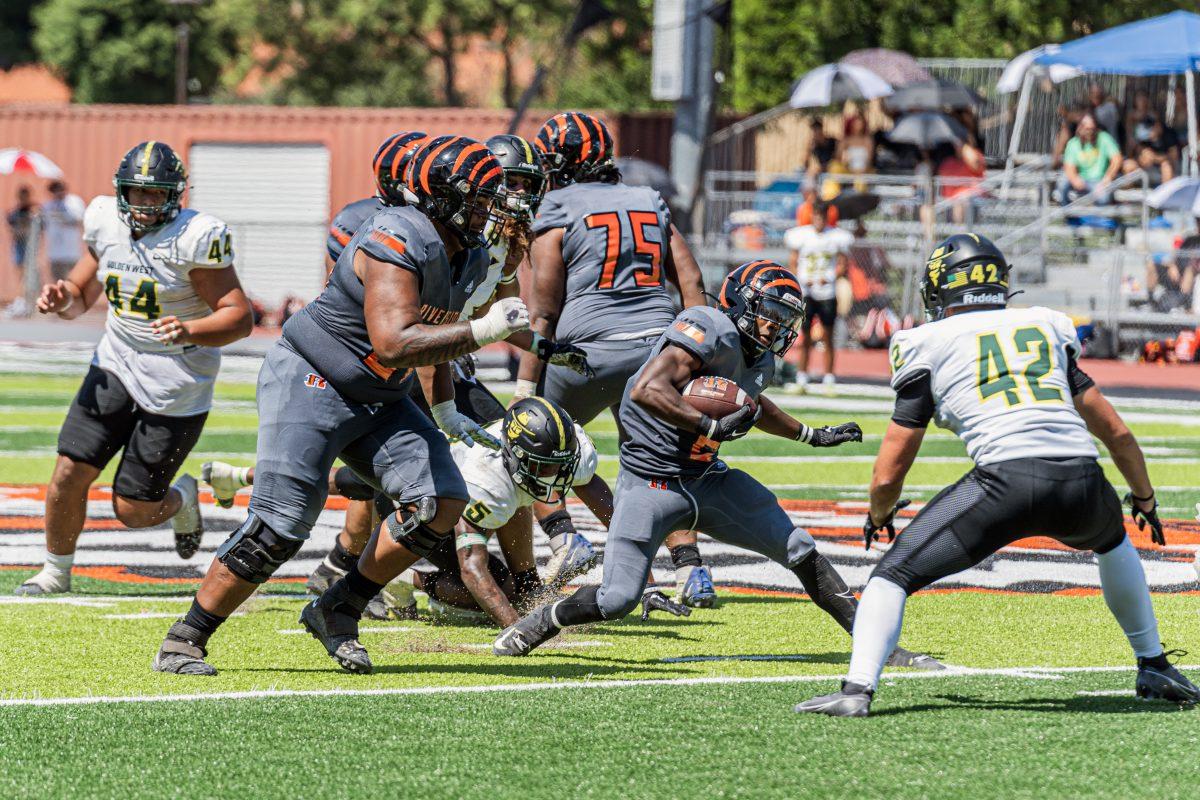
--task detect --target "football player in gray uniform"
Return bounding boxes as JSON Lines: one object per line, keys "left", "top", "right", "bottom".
{"left": 796, "top": 234, "right": 1198, "bottom": 717}
{"left": 153, "top": 136, "right": 529, "bottom": 676}
{"left": 494, "top": 261, "right": 937, "bottom": 669}
{"left": 518, "top": 111, "right": 717, "bottom": 607}
{"left": 20, "top": 141, "right": 253, "bottom": 596}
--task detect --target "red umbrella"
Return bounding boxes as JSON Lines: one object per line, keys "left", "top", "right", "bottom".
{"left": 0, "top": 148, "right": 64, "bottom": 179}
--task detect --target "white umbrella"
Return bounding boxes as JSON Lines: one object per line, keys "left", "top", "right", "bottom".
{"left": 789, "top": 63, "right": 893, "bottom": 109}
{"left": 997, "top": 45, "right": 1084, "bottom": 94}
{"left": 1145, "top": 176, "right": 1200, "bottom": 212}
{"left": 0, "top": 148, "right": 64, "bottom": 179}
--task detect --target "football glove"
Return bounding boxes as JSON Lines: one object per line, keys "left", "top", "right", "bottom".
{"left": 430, "top": 400, "right": 500, "bottom": 450}
{"left": 809, "top": 422, "right": 864, "bottom": 448}
{"left": 641, "top": 590, "right": 692, "bottom": 620}
{"left": 698, "top": 404, "right": 762, "bottom": 443}
{"left": 534, "top": 337, "right": 595, "bottom": 377}
{"left": 863, "top": 499, "right": 911, "bottom": 551}
{"left": 1125, "top": 492, "right": 1165, "bottom": 546}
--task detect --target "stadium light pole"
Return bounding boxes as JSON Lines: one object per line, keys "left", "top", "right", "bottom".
{"left": 167, "top": 0, "right": 208, "bottom": 105}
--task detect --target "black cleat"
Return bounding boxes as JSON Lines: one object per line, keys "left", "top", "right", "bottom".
{"left": 493, "top": 603, "right": 561, "bottom": 656}
{"left": 794, "top": 681, "right": 874, "bottom": 717}
{"left": 887, "top": 646, "right": 945, "bottom": 671}
{"left": 300, "top": 598, "right": 373, "bottom": 674}
{"left": 152, "top": 622, "right": 218, "bottom": 676}
{"left": 306, "top": 561, "right": 397, "bottom": 621}
{"left": 1137, "top": 652, "right": 1199, "bottom": 708}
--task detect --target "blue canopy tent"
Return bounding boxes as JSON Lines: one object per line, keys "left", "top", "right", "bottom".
{"left": 1005, "top": 11, "right": 1200, "bottom": 177}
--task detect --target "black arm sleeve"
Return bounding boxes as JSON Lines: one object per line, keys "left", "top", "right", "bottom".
{"left": 1066, "top": 352, "right": 1095, "bottom": 397}
{"left": 891, "top": 370, "right": 935, "bottom": 429}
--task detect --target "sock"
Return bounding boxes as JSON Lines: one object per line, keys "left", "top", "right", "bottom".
{"left": 326, "top": 539, "right": 358, "bottom": 573}
{"left": 669, "top": 543, "right": 702, "bottom": 570}
{"left": 345, "top": 564, "right": 386, "bottom": 606}
{"left": 845, "top": 577, "right": 908, "bottom": 690}
{"left": 44, "top": 551, "right": 74, "bottom": 580}
{"left": 178, "top": 599, "right": 228, "bottom": 648}
{"left": 792, "top": 552, "right": 858, "bottom": 633}
{"left": 512, "top": 568, "right": 542, "bottom": 598}
{"left": 550, "top": 585, "right": 603, "bottom": 627}
{"left": 1097, "top": 537, "right": 1162, "bottom": 659}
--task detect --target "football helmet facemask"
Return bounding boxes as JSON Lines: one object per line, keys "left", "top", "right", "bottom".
{"left": 404, "top": 135, "right": 508, "bottom": 249}
{"left": 501, "top": 397, "right": 580, "bottom": 503}
{"left": 719, "top": 260, "right": 807, "bottom": 360}
{"left": 113, "top": 141, "right": 188, "bottom": 233}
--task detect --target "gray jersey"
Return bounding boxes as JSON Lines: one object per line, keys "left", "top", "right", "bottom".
{"left": 532, "top": 181, "right": 678, "bottom": 343}
{"left": 284, "top": 204, "right": 489, "bottom": 404}
{"left": 618, "top": 305, "right": 774, "bottom": 478}
{"left": 327, "top": 197, "right": 384, "bottom": 262}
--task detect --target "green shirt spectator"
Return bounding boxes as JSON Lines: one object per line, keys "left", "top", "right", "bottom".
{"left": 1063, "top": 129, "right": 1121, "bottom": 182}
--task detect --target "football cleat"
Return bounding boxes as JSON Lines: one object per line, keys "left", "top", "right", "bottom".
{"left": 14, "top": 569, "right": 70, "bottom": 596}
{"left": 676, "top": 565, "right": 718, "bottom": 608}
{"left": 793, "top": 681, "right": 874, "bottom": 717}
{"left": 300, "top": 598, "right": 373, "bottom": 674}
{"left": 545, "top": 533, "right": 599, "bottom": 588}
{"left": 641, "top": 589, "right": 692, "bottom": 620}
{"left": 201, "top": 461, "right": 248, "bottom": 509}
{"left": 152, "top": 622, "right": 217, "bottom": 676}
{"left": 306, "top": 561, "right": 398, "bottom": 621}
{"left": 493, "top": 603, "right": 561, "bottom": 656}
{"left": 887, "top": 647, "right": 946, "bottom": 671}
{"left": 1136, "top": 652, "right": 1199, "bottom": 707}
{"left": 170, "top": 474, "right": 203, "bottom": 559}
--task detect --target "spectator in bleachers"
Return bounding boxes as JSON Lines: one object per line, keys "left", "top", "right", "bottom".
{"left": 1088, "top": 82, "right": 1122, "bottom": 143}
{"left": 938, "top": 142, "right": 986, "bottom": 224}
{"left": 1147, "top": 230, "right": 1198, "bottom": 313}
{"left": 1170, "top": 84, "right": 1190, "bottom": 147}
{"left": 4, "top": 185, "right": 38, "bottom": 317}
{"left": 1123, "top": 115, "right": 1178, "bottom": 186}
{"left": 836, "top": 111, "right": 875, "bottom": 181}
{"left": 953, "top": 107, "right": 981, "bottom": 149}
{"left": 1052, "top": 103, "right": 1088, "bottom": 168}
{"left": 1056, "top": 113, "right": 1122, "bottom": 205}
{"left": 795, "top": 178, "right": 840, "bottom": 227}
{"left": 805, "top": 119, "right": 836, "bottom": 177}
{"left": 1124, "top": 89, "right": 1152, "bottom": 153}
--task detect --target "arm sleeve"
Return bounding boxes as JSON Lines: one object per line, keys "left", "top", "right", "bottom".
{"left": 357, "top": 220, "right": 420, "bottom": 274}
{"left": 663, "top": 308, "right": 719, "bottom": 365}
{"left": 891, "top": 370, "right": 935, "bottom": 429}
{"left": 191, "top": 219, "right": 235, "bottom": 270}
{"left": 530, "top": 192, "right": 569, "bottom": 235}
{"left": 1066, "top": 351, "right": 1095, "bottom": 396}
{"left": 571, "top": 426, "right": 599, "bottom": 486}
{"left": 656, "top": 191, "right": 673, "bottom": 232}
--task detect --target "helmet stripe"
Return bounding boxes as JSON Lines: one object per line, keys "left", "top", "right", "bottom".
{"left": 572, "top": 112, "right": 592, "bottom": 162}
{"left": 474, "top": 164, "right": 503, "bottom": 188}
{"left": 140, "top": 141, "right": 155, "bottom": 177}
{"left": 453, "top": 142, "right": 487, "bottom": 173}
{"left": 372, "top": 134, "right": 400, "bottom": 177}
{"left": 760, "top": 276, "right": 801, "bottom": 292}
{"left": 419, "top": 137, "right": 457, "bottom": 194}
{"left": 392, "top": 136, "right": 424, "bottom": 180}
{"left": 521, "top": 137, "right": 535, "bottom": 164}
{"left": 531, "top": 397, "right": 567, "bottom": 450}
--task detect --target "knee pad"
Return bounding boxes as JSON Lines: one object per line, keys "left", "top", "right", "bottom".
{"left": 217, "top": 515, "right": 303, "bottom": 585}
{"left": 785, "top": 527, "right": 817, "bottom": 566}
{"left": 333, "top": 466, "right": 377, "bottom": 501}
{"left": 385, "top": 498, "right": 449, "bottom": 559}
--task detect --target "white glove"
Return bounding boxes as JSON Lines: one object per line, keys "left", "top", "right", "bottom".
{"left": 512, "top": 379, "right": 538, "bottom": 403}
{"left": 430, "top": 400, "right": 500, "bottom": 450}
{"left": 469, "top": 297, "right": 529, "bottom": 346}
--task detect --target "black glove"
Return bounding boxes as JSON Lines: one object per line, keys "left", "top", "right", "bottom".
{"left": 641, "top": 590, "right": 692, "bottom": 620}
{"left": 698, "top": 404, "right": 762, "bottom": 443}
{"left": 1125, "top": 492, "right": 1165, "bottom": 546}
{"left": 535, "top": 337, "right": 595, "bottom": 377}
{"left": 863, "top": 499, "right": 911, "bottom": 551}
{"left": 809, "top": 421, "right": 864, "bottom": 448}
{"left": 452, "top": 354, "right": 477, "bottom": 379}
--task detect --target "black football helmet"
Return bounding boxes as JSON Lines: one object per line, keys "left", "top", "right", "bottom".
{"left": 373, "top": 131, "right": 428, "bottom": 206}
{"left": 501, "top": 397, "right": 580, "bottom": 503}
{"left": 404, "top": 135, "right": 507, "bottom": 249}
{"left": 533, "top": 112, "right": 616, "bottom": 189}
{"left": 485, "top": 134, "right": 546, "bottom": 221}
{"left": 113, "top": 141, "right": 187, "bottom": 233}
{"left": 921, "top": 233, "right": 1010, "bottom": 320}
{"left": 719, "top": 260, "right": 807, "bottom": 360}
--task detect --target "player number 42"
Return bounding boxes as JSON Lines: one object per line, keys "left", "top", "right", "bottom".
{"left": 976, "top": 327, "right": 1063, "bottom": 406}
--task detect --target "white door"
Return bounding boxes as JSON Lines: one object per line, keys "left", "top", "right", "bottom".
{"left": 189, "top": 143, "right": 330, "bottom": 306}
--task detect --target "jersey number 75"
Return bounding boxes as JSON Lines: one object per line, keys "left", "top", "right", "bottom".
{"left": 585, "top": 211, "right": 665, "bottom": 289}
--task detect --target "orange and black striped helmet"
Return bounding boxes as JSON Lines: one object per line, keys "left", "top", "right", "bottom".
{"left": 719, "top": 260, "right": 807, "bottom": 358}
{"left": 403, "top": 135, "right": 507, "bottom": 248}
{"left": 373, "top": 131, "right": 428, "bottom": 206}
{"left": 534, "top": 112, "right": 615, "bottom": 189}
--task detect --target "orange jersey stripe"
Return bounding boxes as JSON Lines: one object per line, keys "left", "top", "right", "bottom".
{"left": 368, "top": 229, "right": 406, "bottom": 257}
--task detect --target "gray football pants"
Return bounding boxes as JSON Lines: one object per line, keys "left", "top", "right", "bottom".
{"left": 595, "top": 466, "right": 817, "bottom": 619}
{"left": 543, "top": 337, "right": 657, "bottom": 426}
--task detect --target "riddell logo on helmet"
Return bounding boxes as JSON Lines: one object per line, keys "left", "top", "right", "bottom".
{"left": 961, "top": 291, "right": 1006, "bottom": 306}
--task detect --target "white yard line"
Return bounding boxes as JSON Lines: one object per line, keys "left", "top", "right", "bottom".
{"left": 0, "top": 663, "right": 1190, "bottom": 708}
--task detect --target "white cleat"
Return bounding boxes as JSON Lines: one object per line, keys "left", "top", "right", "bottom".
{"left": 545, "top": 533, "right": 599, "bottom": 588}
{"left": 14, "top": 568, "right": 71, "bottom": 596}
{"left": 201, "top": 461, "right": 247, "bottom": 509}
{"left": 171, "top": 474, "right": 204, "bottom": 559}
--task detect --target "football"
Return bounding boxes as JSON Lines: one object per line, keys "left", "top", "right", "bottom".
{"left": 682, "top": 376, "right": 756, "bottom": 419}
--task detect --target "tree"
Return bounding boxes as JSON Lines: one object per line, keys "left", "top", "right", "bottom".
{"left": 33, "top": 0, "right": 236, "bottom": 103}
{"left": 549, "top": 0, "right": 667, "bottom": 111}
{"left": 0, "top": 0, "right": 38, "bottom": 69}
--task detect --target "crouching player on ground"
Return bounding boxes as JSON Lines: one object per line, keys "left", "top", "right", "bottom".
{"left": 796, "top": 234, "right": 1199, "bottom": 717}
{"left": 493, "top": 261, "right": 936, "bottom": 665}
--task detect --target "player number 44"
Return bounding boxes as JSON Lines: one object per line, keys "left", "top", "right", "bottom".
{"left": 104, "top": 274, "right": 162, "bottom": 320}
{"left": 976, "top": 327, "right": 1063, "bottom": 405}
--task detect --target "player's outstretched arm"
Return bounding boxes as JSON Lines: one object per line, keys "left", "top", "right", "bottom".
{"left": 869, "top": 422, "right": 924, "bottom": 528}
{"left": 665, "top": 225, "right": 706, "bottom": 308}
{"left": 155, "top": 266, "right": 253, "bottom": 347}
{"left": 457, "top": 537, "right": 520, "bottom": 627}
{"left": 755, "top": 394, "right": 863, "bottom": 447}
{"left": 37, "top": 249, "right": 100, "bottom": 319}
{"left": 573, "top": 475, "right": 614, "bottom": 529}
{"left": 515, "top": 229, "right": 567, "bottom": 400}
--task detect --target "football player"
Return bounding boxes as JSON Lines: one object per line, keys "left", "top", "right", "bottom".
{"left": 153, "top": 136, "right": 529, "bottom": 675}
{"left": 18, "top": 141, "right": 253, "bottom": 596}
{"left": 517, "top": 112, "right": 717, "bottom": 606}
{"left": 493, "top": 261, "right": 936, "bottom": 665}
{"left": 796, "top": 234, "right": 1199, "bottom": 717}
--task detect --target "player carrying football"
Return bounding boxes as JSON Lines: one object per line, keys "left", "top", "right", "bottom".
{"left": 17, "top": 141, "right": 253, "bottom": 596}
{"left": 796, "top": 234, "right": 1199, "bottom": 716}
{"left": 493, "top": 261, "right": 936, "bottom": 664}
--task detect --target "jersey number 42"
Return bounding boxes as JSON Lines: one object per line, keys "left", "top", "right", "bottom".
{"left": 976, "top": 327, "right": 1063, "bottom": 406}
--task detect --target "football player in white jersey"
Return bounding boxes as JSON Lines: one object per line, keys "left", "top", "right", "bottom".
{"left": 784, "top": 201, "right": 852, "bottom": 394}
{"left": 17, "top": 141, "right": 253, "bottom": 596}
{"left": 797, "top": 234, "right": 1198, "bottom": 716}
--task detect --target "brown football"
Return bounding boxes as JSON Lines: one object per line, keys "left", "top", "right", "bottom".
{"left": 682, "top": 376, "right": 756, "bottom": 419}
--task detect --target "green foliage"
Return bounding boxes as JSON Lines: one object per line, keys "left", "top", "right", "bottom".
{"left": 550, "top": 0, "right": 668, "bottom": 112}
{"left": 0, "top": 0, "right": 38, "bottom": 68}
{"left": 730, "top": 0, "right": 1197, "bottom": 112}
{"left": 32, "top": 0, "right": 235, "bottom": 104}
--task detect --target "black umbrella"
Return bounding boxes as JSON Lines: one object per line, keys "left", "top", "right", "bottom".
{"left": 830, "top": 191, "right": 880, "bottom": 220}
{"left": 887, "top": 112, "right": 969, "bottom": 149}
{"left": 886, "top": 78, "right": 984, "bottom": 111}
{"left": 615, "top": 157, "right": 677, "bottom": 202}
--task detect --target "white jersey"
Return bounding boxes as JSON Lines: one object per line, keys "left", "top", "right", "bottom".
{"left": 783, "top": 224, "right": 852, "bottom": 302}
{"left": 83, "top": 195, "right": 234, "bottom": 416}
{"left": 888, "top": 306, "right": 1098, "bottom": 467}
{"left": 451, "top": 420, "right": 599, "bottom": 532}
{"left": 461, "top": 238, "right": 517, "bottom": 319}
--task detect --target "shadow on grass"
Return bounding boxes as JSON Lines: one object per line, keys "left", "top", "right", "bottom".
{"left": 233, "top": 654, "right": 693, "bottom": 680}
{"left": 869, "top": 692, "right": 1193, "bottom": 717}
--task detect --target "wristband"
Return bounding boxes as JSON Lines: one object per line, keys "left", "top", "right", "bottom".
{"left": 1131, "top": 491, "right": 1155, "bottom": 503}
{"left": 526, "top": 332, "right": 545, "bottom": 355}
{"left": 513, "top": 379, "right": 538, "bottom": 400}
{"left": 794, "top": 423, "right": 813, "bottom": 443}
{"left": 696, "top": 414, "right": 717, "bottom": 439}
